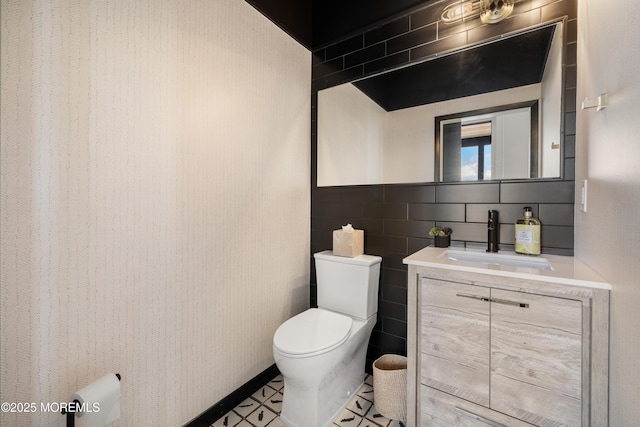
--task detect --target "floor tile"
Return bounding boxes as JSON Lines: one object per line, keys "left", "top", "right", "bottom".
{"left": 333, "top": 408, "right": 363, "bottom": 426}
{"left": 246, "top": 406, "right": 278, "bottom": 427}
{"left": 365, "top": 406, "right": 392, "bottom": 426}
{"left": 346, "top": 396, "right": 372, "bottom": 417}
{"left": 233, "top": 397, "right": 260, "bottom": 418}
{"left": 357, "top": 382, "right": 374, "bottom": 400}
{"left": 268, "top": 375, "right": 284, "bottom": 391}
{"left": 212, "top": 410, "right": 242, "bottom": 427}
{"left": 251, "top": 385, "right": 277, "bottom": 403}
{"left": 216, "top": 373, "right": 407, "bottom": 427}
{"left": 264, "top": 391, "right": 283, "bottom": 414}
{"left": 265, "top": 418, "right": 287, "bottom": 427}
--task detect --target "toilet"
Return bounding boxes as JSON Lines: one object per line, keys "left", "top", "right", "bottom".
{"left": 273, "top": 250, "right": 382, "bottom": 427}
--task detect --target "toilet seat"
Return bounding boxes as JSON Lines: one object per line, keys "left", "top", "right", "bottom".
{"left": 273, "top": 309, "right": 352, "bottom": 358}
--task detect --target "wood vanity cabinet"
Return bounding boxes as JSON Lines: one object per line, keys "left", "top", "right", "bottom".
{"left": 407, "top": 267, "right": 609, "bottom": 427}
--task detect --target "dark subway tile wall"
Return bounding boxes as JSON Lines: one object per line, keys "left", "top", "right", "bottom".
{"left": 311, "top": 0, "right": 577, "bottom": 371}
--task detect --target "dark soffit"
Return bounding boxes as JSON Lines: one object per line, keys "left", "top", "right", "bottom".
{"left": 352, "top": 25, "right": 556, "bottom": 112}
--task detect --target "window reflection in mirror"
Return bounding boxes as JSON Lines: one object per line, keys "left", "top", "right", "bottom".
{"left": 436, "top": 101, "right": 541, "bottom": 182}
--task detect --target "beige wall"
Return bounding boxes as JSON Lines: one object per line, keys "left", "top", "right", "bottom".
{"left": 0, "top": 0, "right": 310, "bottom": 425}
{"left": 576, "top": 0, "right": 640, "bottom": 423}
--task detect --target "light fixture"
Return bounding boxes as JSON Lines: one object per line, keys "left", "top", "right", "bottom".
{"left": 479, "top": 0, "right": 515, "bottom": 24}
{"left": 440, "top": 1, "right": 480, "bottom": 24}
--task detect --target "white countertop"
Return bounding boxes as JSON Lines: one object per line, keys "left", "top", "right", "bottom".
{"left": 403, "top": 246, "right": 611, "bottom": 290}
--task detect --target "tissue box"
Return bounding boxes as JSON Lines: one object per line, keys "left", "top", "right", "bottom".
{"left": 332, "top": 229, "right": 364, "bottom": 257}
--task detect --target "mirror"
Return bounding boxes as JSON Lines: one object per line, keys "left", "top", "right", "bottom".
{"left": 317, "top": 22, "right": 563, "bottom": 187}
{"left": 436, "top": 101, "right": 540, "bottom": 181}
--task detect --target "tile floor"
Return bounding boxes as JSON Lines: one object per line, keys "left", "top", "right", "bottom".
{"left": 211, "top": 374, "right": 406, "bottom": 427}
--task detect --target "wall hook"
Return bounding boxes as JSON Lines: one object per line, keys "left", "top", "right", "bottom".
{"left": 581, "top": 93, "right": 608, "bottom": 112}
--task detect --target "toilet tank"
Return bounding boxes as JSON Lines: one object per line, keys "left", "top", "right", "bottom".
{"left": 314, "top": 250, "right": 382, "bottom": 320}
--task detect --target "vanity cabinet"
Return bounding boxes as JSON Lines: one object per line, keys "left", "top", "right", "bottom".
{"left": 405, "top": 260, "right": 610, "bottom": 427}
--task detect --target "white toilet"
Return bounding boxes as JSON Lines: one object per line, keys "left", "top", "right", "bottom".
{"left": 273, "top": 250, "right": 382, "bottom": 427}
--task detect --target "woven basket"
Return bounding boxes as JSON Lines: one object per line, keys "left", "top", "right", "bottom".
{"left": 373, "top": 354, "right": 407, "bottom": 421}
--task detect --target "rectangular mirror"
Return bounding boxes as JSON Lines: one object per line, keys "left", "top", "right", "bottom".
{"left": 317, "top": 21, "right": 564, "bottom": 187}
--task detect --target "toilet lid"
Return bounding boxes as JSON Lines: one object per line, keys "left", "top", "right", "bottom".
{"left": 274, "top": 309, "right": 352, "bottom": 356}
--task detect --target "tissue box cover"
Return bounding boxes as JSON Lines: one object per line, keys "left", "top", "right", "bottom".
{"left": 332, "top": 229, "right": 364, "bottom": 257}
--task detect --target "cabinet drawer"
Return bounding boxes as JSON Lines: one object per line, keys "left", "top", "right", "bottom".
{"left": 490, "top": 289, "right": 583, "bottom": 426}
{"left": 421, "top": 278, "right": 490, "bottom": 407}
{"left": 420, "top": 385, "right": 530, "bottom": 427}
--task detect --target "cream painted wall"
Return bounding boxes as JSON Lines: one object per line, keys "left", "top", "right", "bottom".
{"left": 0, "top": 0, "right": 310, "bottom": 425}
{"left": 317, "top": 83, "right": 385, "bottom": 186}
{"left": 575, "top": 0, "right": 640, "bottom": 423}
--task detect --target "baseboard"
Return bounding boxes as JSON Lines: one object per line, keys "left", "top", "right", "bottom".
{"left": 183, "top": 364, "right": 280, "bottom": 427}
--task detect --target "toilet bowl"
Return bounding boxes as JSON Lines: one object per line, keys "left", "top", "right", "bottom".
{"left": 273, "top": 251, "right": 382, "bottom": 427}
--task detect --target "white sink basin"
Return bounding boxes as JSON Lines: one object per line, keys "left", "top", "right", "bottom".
{"left": 439, "top": 249, "right": 553, "bottom": 271}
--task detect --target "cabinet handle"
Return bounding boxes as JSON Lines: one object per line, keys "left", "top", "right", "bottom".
{"left": 490, "top": 297, "right": 529, "bottom": 308}
{"left": 456, "top": 293, "right": 529, "bottom": 308}
{"left": 454, "top": 407, "right": 507, "bottom": 427}
{"left": 455, "top": 293, "right": 490, "bottom": 302}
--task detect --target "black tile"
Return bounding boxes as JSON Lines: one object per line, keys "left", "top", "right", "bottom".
{"left": 436, "top": 183, "right": 500, "bottom": 203}
{"left": 345, "top": 42, "right": 386, "bottom": 68}
{"left": 312, "top": 65, "right": 364, "bottom": 91}
{"left": 326, "top": 34, "right": 364, "bottom": 60}
{"left": 566, "top": 42, "right": 577, "bottom": 66}
{"left": 384, "top": 184, "right": 436, "bottom": 203}
{"left": 564, "top": 135, "right": 575, "bottom": 158}
{"left": 567, "top": 18, "right": 577, "bottom": 43}
{"left": 408, "top": 237, "right": 431, "bottom": 254}
{"left": 541, "top": 225, "right": 574, "bottom": 249}
{"left": 378, "top": 300, "right": 406, "bottom": 322}
{"left": 382, "top": 284, "right": 407, "bottom": 305}
{"left": 565, "top": 111, "right": 576, "bottom": 135}
{"left": 384, "top": 219, "right": 432, "bottom": 239}
{"left": 565, "top": 87, "right": 577, "bottom": 113}
{"left": 366, "top": 234, "right": 407, "bottom": 255}
{"left": 363, "top": 203, "right": 408, "bottom": 220}
{"left": 539, "top": 204, "right": 574, "bottom": 226}
{"left": 312, "top": 57, "right": 343, "bottom": 80}
{"left": 381, "top": 252, "right": 410, "bottom": 271}
{"left": 382, "top": 267, "right": 408, "bottom": 288}
{"left": 564, "top": 158, "right": 575, "bottom": 180}
{"left": 365, "top": 17, "right": 409, "bottom": 46}
{"left": 565, "top": 64, "right": 577, "bottom": 89}
{"left": 314, "top": 185, "right": 383, "bottom": 204}
{"left": 408, "top": 203, "right": 465, "bottom": 222}
{"left": 312, "top": 201, "right": 363, "bottom": 217}
{"left": 500, "top": 181, "right": 574, "bottom": 203}
{"left": 410, "top": 4, "right": 441, "bottom": 30}
{"left": 363, "top": 51, "right": 411, "bottom": 76}
{"left": 466, "top": 204, "right": 540, "bottom": 224}
{"left": 312, "top": 50, "right": 325, "bottom": 67}
{"left": 436, "top": 221, "right": 486, "bottom": 243}
{"left": 383, "top": 317, "right": 407, "bottom": 339}
{"left": 387, "top": 24, "right": 437, "bottom": 55}
{"left": 410, "top": 31, "right": 468, "bottom": 62}
{"left": 542, "top": 0, "right": 577, "bottom": 21}
{"left": 437, "top": 19, "right": 482, "bottom": 41}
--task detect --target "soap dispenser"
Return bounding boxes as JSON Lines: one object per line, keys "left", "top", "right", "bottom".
{"left": 515, "top": 206, "right": 541, "bottom": 255}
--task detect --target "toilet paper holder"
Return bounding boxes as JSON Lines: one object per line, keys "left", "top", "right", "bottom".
{"left": 62, "top": 373, "right": 121, "bottom": 427}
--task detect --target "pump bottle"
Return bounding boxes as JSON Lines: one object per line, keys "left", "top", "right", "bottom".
{"left": 515, "top": 207, "right": 541, "bottom": 255}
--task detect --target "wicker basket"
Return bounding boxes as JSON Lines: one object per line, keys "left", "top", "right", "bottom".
{"left": 373, "top": 354, "right": 407, "bottom": 421}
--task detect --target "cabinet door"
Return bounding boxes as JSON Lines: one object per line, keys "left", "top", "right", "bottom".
{"left": 421, "top": 278, "right": 490, "bottom": 407}
{"left": 490, "top": 289, "right": 583, "bottom": 426}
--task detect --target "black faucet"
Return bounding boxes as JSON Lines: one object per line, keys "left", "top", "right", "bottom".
{"left": 487, "top": 210, "right": 499, "bottom": 253}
